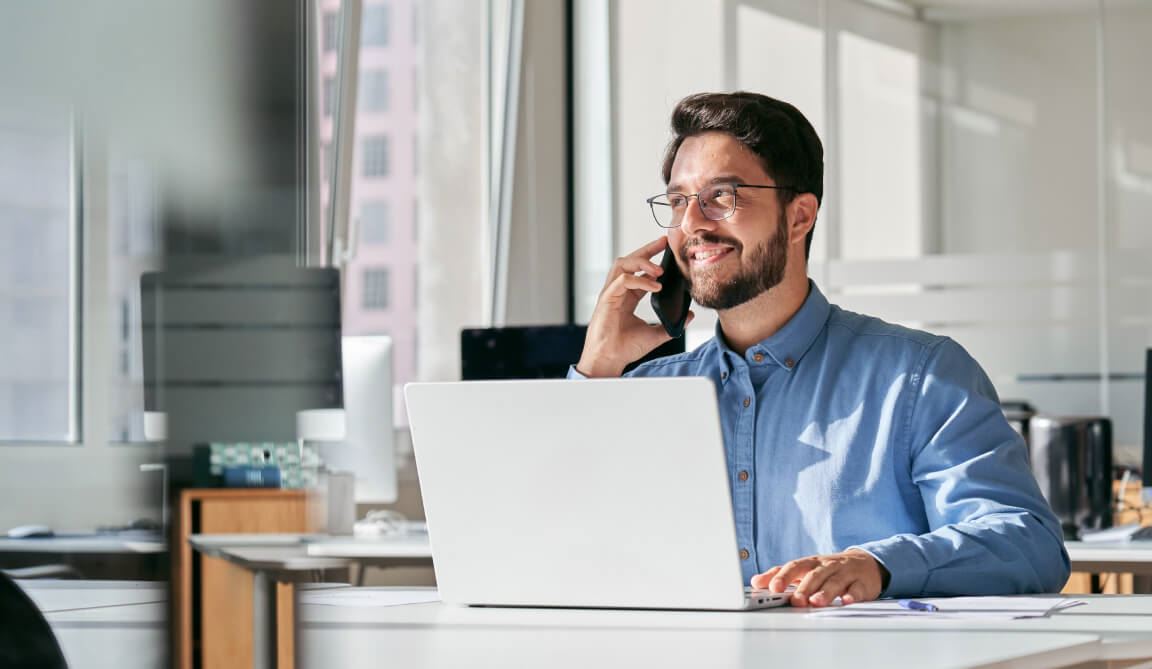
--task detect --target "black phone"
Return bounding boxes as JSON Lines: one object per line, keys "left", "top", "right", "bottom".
{"left": 650, "top": 244, "right": 691, "bottom": 338}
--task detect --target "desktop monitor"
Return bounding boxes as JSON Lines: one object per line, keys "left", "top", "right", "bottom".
{"left": 316, "top": 335, "right": 397, "bottom": 504}
{"left": 460, "top": 325, "right": 686, "bottom": 380}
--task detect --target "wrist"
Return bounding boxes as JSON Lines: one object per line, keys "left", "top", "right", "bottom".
{"left": 849, "top": 548, "right": 890, "bottom": 592}
{"left": 575, "top": 354, "right": 624, "bottom": 378}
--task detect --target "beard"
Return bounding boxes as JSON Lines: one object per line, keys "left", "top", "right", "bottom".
{"left": 681, "top": 212, "right": 789, "bottom": 310}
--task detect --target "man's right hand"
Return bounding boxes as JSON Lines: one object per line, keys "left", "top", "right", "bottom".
{"left": 575, "top": 236, "right": 692, "bottom": 378}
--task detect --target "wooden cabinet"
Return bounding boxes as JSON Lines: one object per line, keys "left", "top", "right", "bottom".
{"left": 1063, "top": 478, "right": 1146, "bottom": 595}
{"left": 174, "top": 489, "right": 311, "bottom": 669}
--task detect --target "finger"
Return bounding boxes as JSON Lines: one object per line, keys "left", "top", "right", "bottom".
{"left": 604, "top": 238, "right": 669, "bottom": 286}
{"left": 809, "top": 572, "right": 854, "bottom": 608}
{"left": 840, "top": 581, "right": 870, "bottom": 606}
{"left": 603, "top": 262, "right": 664, "bottom": 297}
{"left": 793, "top": 564, "right": 837, "bottom": 607}
{"left": 769, "top": 557, "right": 818, "bottom": 593}
{"left": 604, "top": 273, "right": 662, "bottom": 301}
{"left": 750, "top": 568, "right": 780, "bottom": 590}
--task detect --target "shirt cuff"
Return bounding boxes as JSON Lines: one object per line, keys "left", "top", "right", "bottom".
{"left": 849, "top": 535, "right": 930, "bottom": 598}
{"left": 566, "top": 365, "right": 588, "bottom": 380}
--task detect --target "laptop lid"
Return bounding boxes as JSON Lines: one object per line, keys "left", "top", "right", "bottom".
{"left": 405, "top": 377, "right": 748, "bottom": 610}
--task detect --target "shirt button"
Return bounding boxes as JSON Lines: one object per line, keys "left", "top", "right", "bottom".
{"left": 742, "top": 397, "right": 751, "bottom": 408}
{"left": 738, "top": 470, "right": 749, "bottom": 482}
{"left": 721, "top": 371, "right": 728, "bottom": 380}
{"left": 752, "top": 352, "right": 764, "bottom": 363}
{"left": 739, "top": 548, "right": 750, "bottom": 560}
{"left": 784, "top": 358, "right": 795, "bottom": 369}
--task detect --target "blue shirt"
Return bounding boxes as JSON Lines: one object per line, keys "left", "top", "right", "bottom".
{"left": 573, "top": 281, "right": 1069, "bottom": 597}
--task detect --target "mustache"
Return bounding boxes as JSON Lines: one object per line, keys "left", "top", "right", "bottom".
{"left": 680, "top": 232, "right": 743, "bottom": 259}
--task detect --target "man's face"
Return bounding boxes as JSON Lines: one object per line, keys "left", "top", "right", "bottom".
{"left": 666, "top": 132, "right": 790, "bottom": 311}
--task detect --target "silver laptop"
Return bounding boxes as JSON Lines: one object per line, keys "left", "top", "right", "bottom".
{"left": 405, "top": 377, "right": 789, "bottom": 611}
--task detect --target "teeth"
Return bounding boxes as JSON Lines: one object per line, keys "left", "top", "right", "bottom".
{"left": 693, "top": 248, "right": 728, "bottom": 261}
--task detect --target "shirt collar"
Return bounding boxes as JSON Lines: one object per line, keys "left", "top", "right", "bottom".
{"left": 714, "top": 280, "right": 831, "bottom": 378}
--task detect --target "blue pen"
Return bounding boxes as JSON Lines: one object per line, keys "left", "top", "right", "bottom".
{"left": 898, "top": 599, "right": 940, "bottom": 612}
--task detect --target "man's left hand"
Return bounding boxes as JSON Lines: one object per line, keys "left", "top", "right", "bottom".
{"left": 750, "top": 549, "right": 888, "bottom": 607}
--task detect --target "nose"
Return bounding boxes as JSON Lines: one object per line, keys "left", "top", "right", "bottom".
{"left": 678, "top": 195, "right": 719, "bottom": 238}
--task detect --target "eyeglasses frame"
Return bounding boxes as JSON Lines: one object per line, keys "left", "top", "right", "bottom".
{"left": 645, "top": 183, "right": 797, "bottom": 229}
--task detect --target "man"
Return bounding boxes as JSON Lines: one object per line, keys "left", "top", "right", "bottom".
{"left": 572, "top": 91, "right": 1069, "bottom": 608}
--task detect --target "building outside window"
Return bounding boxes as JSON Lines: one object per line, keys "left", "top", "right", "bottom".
{"left": 361, "top": 267, "right": 390, "bottom": 310}
{"left": 322, "top": 11, "right": 338, "bottom": 52}
{"left": 361, "top": 135, "right": 389, "bottom": 178}
{"left": 359, "top": 69, "right": 389, "bottom": 113}
{"left": 362, "top": 3, "right": 389, "bottom": 48}
{"left": 360, "top": 200, "right": 390, "bottom": 245}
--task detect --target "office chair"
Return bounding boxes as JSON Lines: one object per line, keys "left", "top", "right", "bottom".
{"left": 0, "top": 570, "right": 69, "bottom": 669}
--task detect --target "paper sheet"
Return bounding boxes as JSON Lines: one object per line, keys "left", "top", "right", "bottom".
{"left": 807, "top": 597, "right": 1084, "bottom": 620}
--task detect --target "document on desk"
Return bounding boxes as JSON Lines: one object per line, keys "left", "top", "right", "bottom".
{"left": 298, "top": 587, "right": 440, "bottom": 608}
{"left": 807, "top": 597, "right": 1085, "bottom": 620}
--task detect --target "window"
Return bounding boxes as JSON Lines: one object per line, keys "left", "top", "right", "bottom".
{"left": 361, "top": 268, "right": 390, "bottom": 310}
{"left": 360, "top": 200, "right": 390, "bottom": 245}
{"left": 362, "top": 4, "right": 389, "bottom": 48}
{"left": 322, "top": 75, "right": 335, "bottom": 118}
{"left": 361, "top": 135, "right": 389, "bottom": 177}
{"left": 322, "top": 12, "right": 338, "bottom": 53}
{"left": 0, "top": 113, "right": 75, "bottom": 441}
{"left": 359, "top": 69, "right": 389, "bottom": 113}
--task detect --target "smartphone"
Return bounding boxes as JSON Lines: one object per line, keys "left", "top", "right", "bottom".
{"left": 650, "top": 243, "right": 691, "bottom": 338}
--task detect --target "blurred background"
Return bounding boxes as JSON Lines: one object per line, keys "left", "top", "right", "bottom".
{"left": 0, "top": 0, "right": 1149, "bottom": 667}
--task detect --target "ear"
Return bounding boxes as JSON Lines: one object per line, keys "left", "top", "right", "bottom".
{"left": 787, "top": 193, "right": 819, "bottom": 245}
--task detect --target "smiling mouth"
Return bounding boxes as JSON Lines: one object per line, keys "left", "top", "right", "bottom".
{"left": 689, "top": 247, "right": 735, "bottom": 267}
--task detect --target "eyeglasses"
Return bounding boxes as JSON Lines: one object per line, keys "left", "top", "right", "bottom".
{"left": 645, "top": 183, "right": 795, "bottom": 229}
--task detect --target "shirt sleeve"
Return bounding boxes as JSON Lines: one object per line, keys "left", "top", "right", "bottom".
{"left": 851, "top": 338, "right": 1071, "bottom": 597}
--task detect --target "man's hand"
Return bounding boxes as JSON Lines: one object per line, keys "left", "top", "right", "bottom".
{"left": 575, "top": 236, "right": 693, "bottom": 378}
{"left": 751, "top": 549, "right": 888, "bottom": 608}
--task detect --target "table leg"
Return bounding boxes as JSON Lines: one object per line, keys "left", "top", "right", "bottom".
{"left": 252, "top": 571, "right": 272, "bottom": 669}
{"left": 275, "top": 581, "right": 296, "bottom": 669}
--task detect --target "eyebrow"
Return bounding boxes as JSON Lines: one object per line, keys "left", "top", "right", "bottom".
{"left": 666, "top": 174, "right": 749, "bottom": 193}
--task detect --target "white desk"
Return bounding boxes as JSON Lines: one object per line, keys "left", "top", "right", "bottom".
{"left": 18, "top": 580, "right": 166, "bottom": 669}
{"left": 304, "top": 533, "right": 432, "bottom": 559}
{"left": 0, "top": 532, "right": 165, "bottom": 554}
{"left": 299, "top": 590, "right": 1152, "bottom": 668}
{"left": 1066, "top": 540, "right": 1152, "bottom": 574}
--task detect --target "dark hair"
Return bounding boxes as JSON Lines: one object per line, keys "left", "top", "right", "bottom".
{"left": 661, "top": 92, "right": 824, "bottom": 259}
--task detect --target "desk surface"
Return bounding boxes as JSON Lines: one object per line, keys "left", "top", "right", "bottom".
{"left": 298, "top": 596, "right": 1102, "bottom": 669}
{"left": 1065, "top": 540, "right": 1152, "bottom": 573}
{"left": 190, "top": 536, "right": 351, "bottom": 572}
{"left": 17, "top": 580, "right": 166, "bottom": 669}
{"left": 189, "top": 532, "right": 433, "bottom": 560}
{"left": 0, "top": 532, "right": 165, "bottom": 554}
{"left": 299, "top": 590, "right": 1152, "bottom": 664}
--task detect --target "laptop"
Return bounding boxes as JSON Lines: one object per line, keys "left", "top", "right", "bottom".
{"left": 404, "top": 377, "right": 789, "bottom": 611}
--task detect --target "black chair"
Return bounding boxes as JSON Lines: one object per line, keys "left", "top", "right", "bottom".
{"left": 0, "top": 570, "right": 68, "bottom": 669}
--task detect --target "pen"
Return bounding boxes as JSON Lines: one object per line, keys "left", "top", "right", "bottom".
{"left": 898, "top": 599, "right": 939, "bottom": 612}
